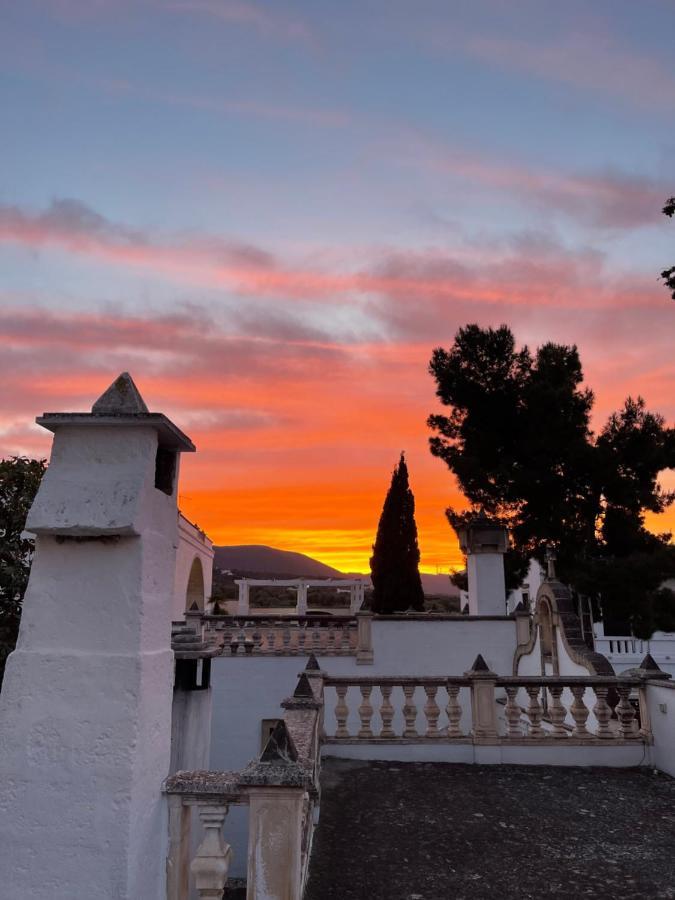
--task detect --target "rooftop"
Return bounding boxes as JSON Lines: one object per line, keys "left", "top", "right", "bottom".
{"left": 305, "top": 759, "right": 675, "bottom": 900}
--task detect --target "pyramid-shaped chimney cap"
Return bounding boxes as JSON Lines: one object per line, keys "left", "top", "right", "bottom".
{"left": 92, "top": 372, "right": 148, "bottom": 415}
{"left": 36, "top": 372, "right": 195, "bottom": 452}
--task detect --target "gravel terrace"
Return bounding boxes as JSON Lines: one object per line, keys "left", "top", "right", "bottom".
{"left": 304, "top": 758, "right": 675, "bottom": 900}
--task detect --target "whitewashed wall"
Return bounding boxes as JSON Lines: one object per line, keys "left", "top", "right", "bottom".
{"left": 209, "top": 616, "right": 517, "bottom": 877}
{"left": 646, "top": 680, "right": 675, "bottom": 777}
{"left": 172, "top": 514, "right": 214, "bottom": 620}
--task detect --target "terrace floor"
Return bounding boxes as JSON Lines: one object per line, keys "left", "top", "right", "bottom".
{"left": 304, "top": 758, "right": 675, "bottom": 900}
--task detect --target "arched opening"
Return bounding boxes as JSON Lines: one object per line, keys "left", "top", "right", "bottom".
{"left": 185, "top": 557, "right": 205, "bottom": 612}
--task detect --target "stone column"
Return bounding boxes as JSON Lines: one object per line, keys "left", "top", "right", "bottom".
{"left": 350, "top": 581, "right": 364, "bottom": 614}
{"left": 237, "top": 580, "right": 250, "bottom": 615}
{"left": 356, "top": 611, "right": 374, "bottom": 665}
{"left": 240, "top": 720, "right": 309, "bottom": 900}
{"left": 452, "top": 513, "right": 508, "bottom": 616}
{"left": 0, "top": 373, "right": 195, "bottom": 900}
{"left": 466, "top": 654, "right": 498, "bottom": 740}
{"left": 296, "top": 581, "right": 308, "bottom": 616}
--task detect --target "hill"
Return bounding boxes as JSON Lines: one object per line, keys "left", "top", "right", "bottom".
{"left": 213, "top": 545, "right": 341, "bottom": 578}
{"left": 212, "top": 545, "right": 460, "bottom": 598}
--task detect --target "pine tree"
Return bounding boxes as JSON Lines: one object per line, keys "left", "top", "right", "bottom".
{"left": 370, "top": 454, "right": 425, "bottom": 614}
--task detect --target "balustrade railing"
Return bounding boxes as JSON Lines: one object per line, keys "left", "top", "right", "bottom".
{"left": 164, "top": 659, "right": 324, "bottom": 899}
{"left": 322, "top": 674, "right": 647, "bottom": 743}
{"left": 201, "top": 614, "right": 359, "bottom": 656}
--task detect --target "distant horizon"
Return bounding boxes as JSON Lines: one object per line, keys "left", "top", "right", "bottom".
{"left": 1, "top": 1, "right": 674, "bottom": 573}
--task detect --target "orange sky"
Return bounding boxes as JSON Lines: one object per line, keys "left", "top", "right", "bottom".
{"left": 2, "top": 308, "right": 673, "bottom": 574}
{"left": 1, "top": 1, "right": 674, "bottom": 571}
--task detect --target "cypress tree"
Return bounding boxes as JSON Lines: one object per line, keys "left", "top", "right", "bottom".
{"left": 370, "top": 453, "right": 425, "bottom": 614}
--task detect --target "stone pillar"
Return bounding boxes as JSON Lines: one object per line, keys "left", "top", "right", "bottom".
{"left": 240, "top": 719, "right": 309, "bottom": 900}
{"left": 296, "top": 581, "right": 308, "bottom": 616}
{"left": 453, "top": 513, "right": 508, "bottom": 616}
{"left": 237, "top": 580, "right": 250, "bottom": 615}
{"left": 246, "top": 788, "right": 305, "bottom": 900}
{"left": 0, "top": 373, "right": 195, "bottom": 900}
{"left": 350, "top": 581, "right": 364, "bottom": 614}
{"left": 466, "top": 654, "right": 498, "bottom": 740}
{"left": 356, "top": 611, "right": 374, "bottom": 665}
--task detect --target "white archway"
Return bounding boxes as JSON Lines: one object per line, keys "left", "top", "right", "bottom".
{"left": 185, "top": 557, "right": 205, "bottom": 612}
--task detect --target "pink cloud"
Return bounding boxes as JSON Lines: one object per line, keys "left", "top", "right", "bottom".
{"left": 0, "top": 199, "right": 665, "bottom": 315}
{"left": 396, "top": 134, "right": 668, "bottom": 229}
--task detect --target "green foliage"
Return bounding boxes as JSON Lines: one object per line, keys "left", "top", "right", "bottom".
{"left": 429, "top": 325, "right": 675, "bottom": 635}
{"left": 0, "top": 457, "right": 46, "bottom": 686}
{"left": 370, "top": 453, "right": 425, "bottom": 613}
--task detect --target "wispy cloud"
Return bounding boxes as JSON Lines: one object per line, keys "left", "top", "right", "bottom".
{"left": 166, "top": 0, "right": 315, "bottom": 44}
{"left": 395, "top": 133, "right": 668, "bottom": 229}
{"left": 0, "top": 198, "right": 664, "bottom": 315}
{"left": 462, "top": 32, "right": 675, "bottom": 112}
{"left": 105, "top": 80, "right": 349, "bottom": 128}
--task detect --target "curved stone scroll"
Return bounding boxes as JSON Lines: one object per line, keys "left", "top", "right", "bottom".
{"left": 514, "top": 578, "right": 614, "bottom": 676}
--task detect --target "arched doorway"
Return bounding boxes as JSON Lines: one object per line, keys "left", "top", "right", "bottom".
{"left": 185, "top": 557, "right": 205, "bottom": 612}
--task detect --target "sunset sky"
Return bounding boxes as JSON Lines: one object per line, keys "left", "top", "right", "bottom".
{"left": 1, "top": 0, "right": 674, "bottom": 572}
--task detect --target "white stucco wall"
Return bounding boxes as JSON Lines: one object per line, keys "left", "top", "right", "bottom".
{"left": 646, "top": 680, "right": 675, "bottom": 777}
{"left": 170, "top": 688, "right": 213, "bottom": 773}
{"left": 172, "top": 514, "right": 214, "bottom": 621}
{"left": 0, "top": 425, "right": 180, "bottom": 900}
{"left": 208, "top": 616, "right": 517, "bottom": 877}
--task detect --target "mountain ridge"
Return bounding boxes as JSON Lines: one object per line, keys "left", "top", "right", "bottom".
{"left": 213, "top": 544, "right": 459, "bottom": 596}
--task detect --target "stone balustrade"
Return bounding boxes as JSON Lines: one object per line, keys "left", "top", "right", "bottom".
{"left": 164, "top": 658, "right": 324, "bottom": 899}
{"left": 199, "top": 613, "right": 362, "bottom": 657}
{"left": 322, "top": 668, "right": 648, "bottom": 744}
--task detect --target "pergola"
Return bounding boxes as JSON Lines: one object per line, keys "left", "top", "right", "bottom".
{"left": 234, "top": 577, "right": 366, "bottom": 615}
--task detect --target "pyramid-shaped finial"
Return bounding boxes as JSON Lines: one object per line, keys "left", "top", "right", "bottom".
{"left": 470, "top": 653, "right": 490, "bottom": 672}
{"left": 293, "top": 672, "right": 314, "bottom": 698}
{"left": 638, "top": 653, "right": 662, "bottom": 673}
{"left": 305, "top": 653, "right": 320, "bottom": 671}
{"left": 92, "top": 372, "right": 148, "bottom": 415}
{"left": 260, "top": 719, "right": 298, "bottom": 764}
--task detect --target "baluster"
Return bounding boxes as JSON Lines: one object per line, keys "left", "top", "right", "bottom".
{"left": 335, "top": 685, "right": 350, "bottom": 738}
{"left": 312, "top": 621, "right": 322, "bottom": 652}
{"left": 593, "top": 686, "right": 613, "bottom": 739}
{"left": 616, "top": 684, "right": 637, "bottom": 739}
{"left": 358, "top": 685, "right": 374, "bottom": 738}
{"left": 570, "top": 685, "right": 591, "bottom": 738}
{"left": 525, "top": 685, "right": 544, "bottom": 737}
{"left": 288, "top": 625, "right": 298, "bottom": 656}
{"left": 281, "top": 627, "right": 291, "bottom": 654}
{"left": 266, "top": 628, "right": 276, "bottom": 654}
{"left": 379, "top": 684, "right": 395, "bottom": 738}
{"left": 297, "top": 625, "right": 307, "bottom": 654}
{"left": 190, "top": 804, "right": 232, "bottom": 899}
{"left": 446, "top": 684, "right": 462, "bottom": 737}
{"left": 340, "top": 624, "right": 351, "bottom": 652}
{"left": 504, "top": 686, "right": 522, "bottom": 738}
{"left": 251, "top": 628, "right": 262, "bottom": 651}
{"left": 402, "top": 684, "right": 418, "bottom": 737}
{"left": 326, "top": 624, "right": 336, "bottom": 655}
{"left": 423, "top": 685, "right": 440, "bottom": 737}
{"left": 548, "top": 685, "right": 568, "bottom": 738}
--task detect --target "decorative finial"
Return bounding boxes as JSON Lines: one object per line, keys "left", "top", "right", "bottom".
{"left": 545, "top": 545, "right": 557, "bottom": 580}
{"left": 92, "top": 372, "right": 148, "bottom": 415}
